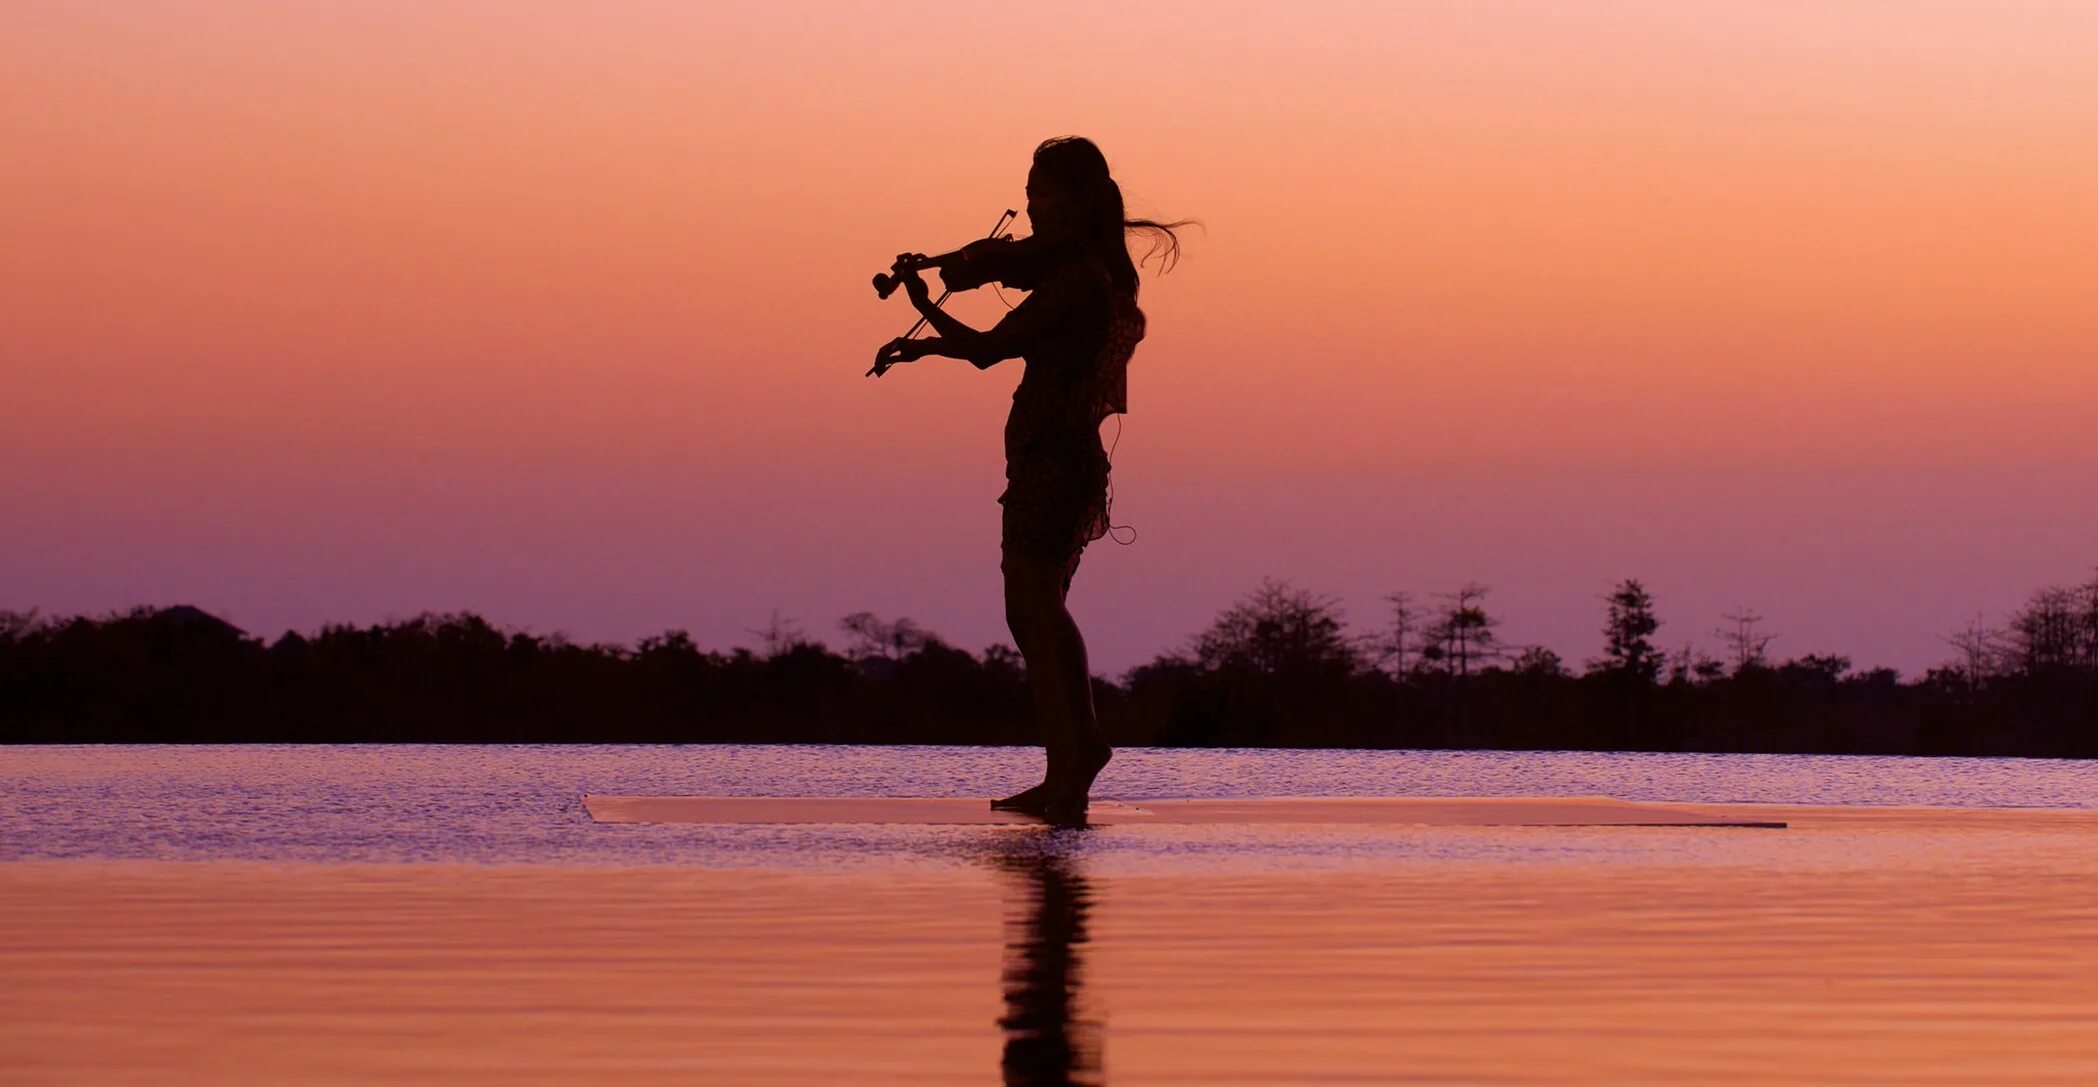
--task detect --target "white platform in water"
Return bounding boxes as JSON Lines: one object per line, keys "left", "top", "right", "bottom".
{"left": 581, "top": 795, "right": 1785, "bottom": 828}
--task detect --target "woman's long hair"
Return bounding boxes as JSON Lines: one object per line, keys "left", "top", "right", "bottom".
{"left": 1032, "top": 136, "right": 1195, "bottom": 299}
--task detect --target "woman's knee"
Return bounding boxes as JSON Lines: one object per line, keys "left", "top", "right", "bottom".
{"left": 1004, "top": 595, "right": 1034, "bottom": 647}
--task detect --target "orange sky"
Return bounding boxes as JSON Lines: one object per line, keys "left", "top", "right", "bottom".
{"left": 5, "top": 1, "right": 2095, "bottom": 673}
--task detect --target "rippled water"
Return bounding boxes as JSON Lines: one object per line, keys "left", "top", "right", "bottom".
{"left": 3, "top": 745, "right": 2094, "bottom": 867}
{"left": 9, "top": 745, "right": 2098, "bottom": 1084}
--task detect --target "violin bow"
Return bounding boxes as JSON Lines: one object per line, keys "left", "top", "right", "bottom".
{"left": 868, "top": 208, "right": 1016, "bottom": 377}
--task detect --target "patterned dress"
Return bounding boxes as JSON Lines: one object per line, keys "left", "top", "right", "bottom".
{"left": 998, "top": 256, "right": 1147, "bottom": 594}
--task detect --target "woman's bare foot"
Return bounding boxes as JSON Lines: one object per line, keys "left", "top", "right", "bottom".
{"left": 1036, "top": 743, "right": 1112, "bottom": 825}
{"left": 1041, "top": 787, "right": 1090, "bottom": 827}
{"left": 994, "top": 743, "right": 1110, "bottom": 814}
{"left": 990, "top": 780, "right": 1055, "bottom": 812}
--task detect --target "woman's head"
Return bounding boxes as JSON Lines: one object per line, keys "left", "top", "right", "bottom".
{"left": 1026, "top": 136, "right": 1192, "bottom": 297}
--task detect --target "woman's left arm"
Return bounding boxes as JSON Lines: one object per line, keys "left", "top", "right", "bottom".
{"left": 897, "top": 265, "right": 1083, "bottom": 369}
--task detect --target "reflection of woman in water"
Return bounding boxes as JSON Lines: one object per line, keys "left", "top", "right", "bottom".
{"left": 993, "top": 842, "right": 1101, "bottom": 1086}
{"left": 874, "top": 137, "right": 1188, "bottom": 823}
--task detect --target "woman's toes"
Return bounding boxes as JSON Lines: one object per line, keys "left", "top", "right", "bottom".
{"left": 991, "top": 782, "right": 1054, "bottom": 811}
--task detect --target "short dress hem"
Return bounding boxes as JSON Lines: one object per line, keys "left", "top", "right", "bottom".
{"left": 995, "top": 259, "right": 1145, "bottom": 595}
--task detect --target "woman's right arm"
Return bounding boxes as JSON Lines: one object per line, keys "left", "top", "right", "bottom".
{"left": 916, "top": 264, "right": 1092, "bottom": 369}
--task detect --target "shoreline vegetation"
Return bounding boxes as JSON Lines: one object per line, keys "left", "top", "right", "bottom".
{"left": 4, "top": 576, "right": 2094, "bottom": 756}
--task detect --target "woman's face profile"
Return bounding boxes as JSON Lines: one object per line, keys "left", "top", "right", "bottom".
{"left": 1025, "top": 167, "right": 1079, "bottom": 240}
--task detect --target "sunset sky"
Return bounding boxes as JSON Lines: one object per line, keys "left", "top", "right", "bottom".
{"left": 5, "top": 1, "right": 2094, "bottom": 675}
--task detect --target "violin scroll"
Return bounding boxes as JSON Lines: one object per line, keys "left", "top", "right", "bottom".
{"left": 871, "top": 253, "right": 936, "bottom": 301}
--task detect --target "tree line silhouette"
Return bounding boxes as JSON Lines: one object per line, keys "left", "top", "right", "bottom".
{"left": 4, "top": 573, "right": 2094, "bottom": 756}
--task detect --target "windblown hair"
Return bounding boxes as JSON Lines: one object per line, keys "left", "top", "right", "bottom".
{"left": 1031, "top": 136, "right": 1196, "bottom": 299}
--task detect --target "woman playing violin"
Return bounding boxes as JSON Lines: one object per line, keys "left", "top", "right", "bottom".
{"left": 872, "top": 136, "right": 1188, "bottom": 823}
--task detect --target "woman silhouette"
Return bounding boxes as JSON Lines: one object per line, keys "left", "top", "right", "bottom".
{"left": 873, "top": 137, "right": 1187, "bottom": 823}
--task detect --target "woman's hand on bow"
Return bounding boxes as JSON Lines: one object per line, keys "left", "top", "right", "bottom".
{"left": 868, "top": 335, "right": 929, "bottom": 377}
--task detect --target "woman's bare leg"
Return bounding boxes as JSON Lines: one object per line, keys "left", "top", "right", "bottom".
{"left": 991, "top": 554, "right": 1068, "bottom": 810}
{"left": 993, "top": 553, "right": 1111, "bottom": 819}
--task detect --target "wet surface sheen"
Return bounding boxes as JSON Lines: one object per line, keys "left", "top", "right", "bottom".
{"left": 4, "top": 746, "right": 2097, "bottom": 1084}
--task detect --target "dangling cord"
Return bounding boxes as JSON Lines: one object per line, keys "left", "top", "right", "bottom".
{"left": 1103, "top": 413, "right": 1137, "bottom": 545}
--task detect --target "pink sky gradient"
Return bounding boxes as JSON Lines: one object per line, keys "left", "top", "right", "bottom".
{"left": 5, "top": 1, "right": 2095, "bottom": 675}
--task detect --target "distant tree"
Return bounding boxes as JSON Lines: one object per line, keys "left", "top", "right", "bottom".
{"left": 1190, "top": 578, "right": 1358, "bottom": 677}
{"left": 839, "top": 612, "right": 925, "bottom": 663}
{"left": 1422, "top": 583, "right": 1498, "bottom": 679}
{"left": 637, "top": 629, "right": 701, "bottom": 657}
{"left": 0, "top": 609, "right": 45, "bottom": 642}
{"left": 2081, "top": 571, "right": 2098, "bottom": 671}
{"left": 1716, "top": 609, "right": 1775, "bottom": 674}
{"left": 1940, "top": 613, "right": 2004, "bottom": 691}
{"left": 1666, "top": 641, "right": 1718, "bottom": 686}
{"left": 1782, "top": 653, "right": 1852, "bottom": 682}
{"left": 2008, "top": 587, "right": 2081, "bottom": 676}
{"left": 1121, "top": 650, "right": 1199, "bottom": 689}
{"left": 1375, "top": 591, "right": 1420, "bottom": 680}
{"left": 1592, "top": 579, "right": 1663, "bottom": 684}
{"left": 982, "top": 643, "right": 1024, "bottom": 673}
{"left": 1920, "top": 664, "right": 1969, "bottom": 693}
{"left": 744, "top": 610, "right": 812, "bottom": 659}
{"left": 1510, "top": 645, "right": 1565, "bottom": 678}
{"left": 1666, "top": 642, "right": 1725, "bottom": 686}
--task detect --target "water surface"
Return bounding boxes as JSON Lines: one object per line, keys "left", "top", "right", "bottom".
{"left": 4, "top": 744, "right": 2094, "bottom": 867}
{"left": 6, "top": 746, "right": 2097, "bottom": 1084}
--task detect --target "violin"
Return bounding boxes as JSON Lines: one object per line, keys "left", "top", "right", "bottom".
{"left": 872, "top": 208, "right": 1012, "bottom": 305}
{"left": 875, "top": 227, "right": 1079, "bottom": 297}
{"left": 868, "top": 210, "right": 1082, "bottom": 377}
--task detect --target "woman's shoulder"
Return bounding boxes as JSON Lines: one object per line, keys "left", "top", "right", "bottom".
{"left": 1039, "top": 252, "right": 1109, "bottom": 293}
{"left": 1053, "top": 252, "right": 1140, "bottom": 314}
{"left": 1014, "top": 251, "right": 1139, "bottom": 336}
